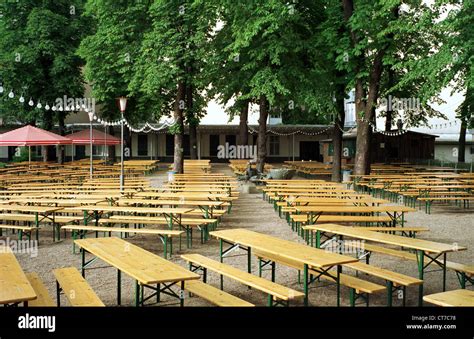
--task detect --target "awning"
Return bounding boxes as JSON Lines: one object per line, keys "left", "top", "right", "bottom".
{"left": 0, "top": 125, "right": 72, "bottom": 146}
{"left": 65, "top": 129, "right": 121, "bottom": 145}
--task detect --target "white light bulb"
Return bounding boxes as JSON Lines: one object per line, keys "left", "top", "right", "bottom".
{"left": 52, "top": 106, "right": 57, "bottom": 111}
{"left": 45, "top": 104, "right": 50, "bottom": 110}
{"left": 59, "top": 106, "right": 63, "bottom": 111}
{"left": 0, "top": 85, "right": 3, "bottom": 93}
{"left": 36, "top": 102, "right": 42, "bottom": 109}
{"left": 8, "top": 90, "right": 14, "bottom": 98}
{"left": 19, "top": 96, "right": 25, "bottom": 103}
{"left": 28, "top": 99, "right": 34, "bottom": 106}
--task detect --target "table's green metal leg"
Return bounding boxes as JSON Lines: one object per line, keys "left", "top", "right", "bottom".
{"left": 417, "top": 250, "right": 424, "bottom": 306}
{"left": 219, "top": 239, "right": 224, "bottom": 290}
{"left": 134, "top": 281, "right": 139, "bottom": 307}
{"left": 387, "top": 281, "right": 393, "bottom": 307}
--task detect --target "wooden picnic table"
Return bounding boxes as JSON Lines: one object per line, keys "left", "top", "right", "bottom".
{"left": 423, "top": 289, "right": 474, "bottom": 306}
{"left": 117, "top": 199, "right": 225, "bottom": 218}
{"left": 306, "top": 223, "right": 467, "bottom": 305}
{"left": 0, "top": 245, "right": 37, "bottom": 306}
{"left": 209, "top": 228, "right": 358, "bottom": 306}
{"left": 5, "top": 198, "right": 107, "bottom": 207}
{"left": 70, "top": 205, "right": 194, "bottom": 229}
{"left": 74, "top": 237, "right": 199, "bottom": 306}
{"left": 294, "top": 205, "right": 415, "bottom": 226}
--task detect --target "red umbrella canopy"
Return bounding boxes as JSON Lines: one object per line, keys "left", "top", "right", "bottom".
{"left": 0, "top": 125, "right": 72, "bottom": 146}
{"left": 65, "top": 129, "right": 121, "bottom": 145}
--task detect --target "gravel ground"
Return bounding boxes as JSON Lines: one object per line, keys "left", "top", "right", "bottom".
{"left": 9, "top": 164, "right": 474, "bottom": 307}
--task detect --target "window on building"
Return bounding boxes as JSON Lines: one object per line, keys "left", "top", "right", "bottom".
{"left": 137, "top": 134, "right": 148, "bottom": 156}
{"left": 92, "top": 145, "right": 106, "bottom": 156}
{"left": 209, "top": 135, "right": 220, "bottom": 156}
{"left": 269, "top": 135, "right": 280, "bottom": 156}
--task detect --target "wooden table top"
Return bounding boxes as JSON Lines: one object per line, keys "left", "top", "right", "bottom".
{"left": 0, "top": 205, "right": 63, "bottom": 214}
{"left": 5, "top": 199, "right": 107, "bottom": 206}
{"left": 423, "top": 289, "right": 474, "bottom": 306}
{"left": 74, "top": 237, "right": 199, "bottom": 285}
{"left": 117, "top": 199, "right": 225, "bottom": 207}
{"left": 307, "top": 224, "right": 467, "bottom": 254}
{"left": 209, "top": 229, "right": 358, "bottom": 269}
{"left": 71, "top": 205, "right": 194, "bottom": 214}
{"left": 0, "top": 246, "right": 37, "bottom": 305}
{"left": 289, "top": 197, "right": 389, "bottom": 204}
{"left": 294, "top": 205, "right": 416, "bottom": 213}
{"left": 135, "top": 192, "right": 233, "bottom": 199}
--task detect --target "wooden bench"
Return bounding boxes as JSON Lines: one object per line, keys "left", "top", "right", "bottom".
{"left": 352, "top": 226, "right": 429, "bottom": 238}
{"left": 290, "top": 214, "right": 393, "bottom": 235}
{"left": 62, "top": 225, "right": 183, "bottom": 258}
{"left": 348, "top": 242, "right": 474, "bottom": 289}
{"left": 181, "top": 254, "right": 304, "bottom": 306}
{"left": 0, "top": 213, "right": 82, "bottom": 240}
{"left": 290, "top": 214, "right": 393, "bottom": 225}
{"left": 253, "top": 250, "right": 385, "bottom": 306}
{"left": 417, "top": 196, "right": 474, "bottom": 213}
{"left": 25, "top": 272, "right": 55, "bottom": 307}
{"left": 53, "top": 267, "right": 105, "bottom": 307}
{"left": 184, "top": 280, "right": 254, "bottom": 307}
{"left": 0, "top": 224, "right": 40, "bottom": 240}
{"left": 343, "top": 262, "right": 423, "bottom": 306}
{"left": 102, "top": 215, "right": 218, "bottom": 247}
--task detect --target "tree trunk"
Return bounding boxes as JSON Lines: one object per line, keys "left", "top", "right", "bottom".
{"left": 173, "top": 81, "right": 186, "bottom": 174}
{"left": 256, "top": 96, "right": 268, "bottom": 173}
{"left": 42, "top": 111, "right": 53, "bottom": 162}
{"left": 57, "top": 113, "right": 65, "bottom": 164}
{"left": 189, "top": 123, "right": 198, "bottom": 159}
{"left": 458, "top": 117, "right": 467, "bottom": 163}
{"left": 239, "top": 100, "right": 249, "bottom": 145}
{"left": 186, "top": 83, "right": 198, "bottom": 159}
{"left": 108, "top": 126, "right": 117, "bottom": 164}
{"left": 354, "top": 51, "right": 385, "bottom": 175}
{"left": 331, "top": 86, "right": 346, "bottom": 182}
{"left": 385, "top": 69, "right": 395, "bottom": 131}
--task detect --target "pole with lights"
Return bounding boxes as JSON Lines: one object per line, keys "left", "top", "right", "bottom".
{"left": 119, "top": 97, "right": 127, "bottom": 192}
{"left": 87, "top": 109, "right": 95, "bottom": 180}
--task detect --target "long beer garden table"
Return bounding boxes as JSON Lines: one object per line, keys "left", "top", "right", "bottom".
{"left": 307, "top": 223, "right": 467, "bottom": 305}
{"left": 0, "top": 204, "right": 63, "bottom": 228}
{"left": 209, "top": 228, "right": 358, "bottom": 306}
{"left": 70, "top": 205, "right": 194, "bottom": 230}
{"left": 294, "top": 205, "right": 416, "bottom": 226}
{"left": 116, "top": 199, "right": 225, "bottom": 219}
{"left": 75, "top": 237, "right": 199, "bottom": 306}
{"left": 0, "top": 245, "right": 37, "bottom": 306}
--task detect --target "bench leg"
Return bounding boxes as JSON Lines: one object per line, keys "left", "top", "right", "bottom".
{"left": 219, "top": 239, "right": 224, "bottom": 290}
{"left": 117, "top": 269, "right": 121, "bottom": 306}
{"left": 303, "top": 264, "right": 309, "bottom": 306}
{"left": 180, "top": 281, "right": 185, "bottom": 307}
{"left": 417, "top": 250, "right": 424, "bottom": 306}
{"left": 56, "top": 281, "right": 61, "bottom": 307}
{"left": 387, "top": 281, "right": 393, "bottom": 307}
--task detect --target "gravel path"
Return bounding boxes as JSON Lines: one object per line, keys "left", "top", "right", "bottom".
{"left": 10, "top": 164, "right": 474, "bottom": 307}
